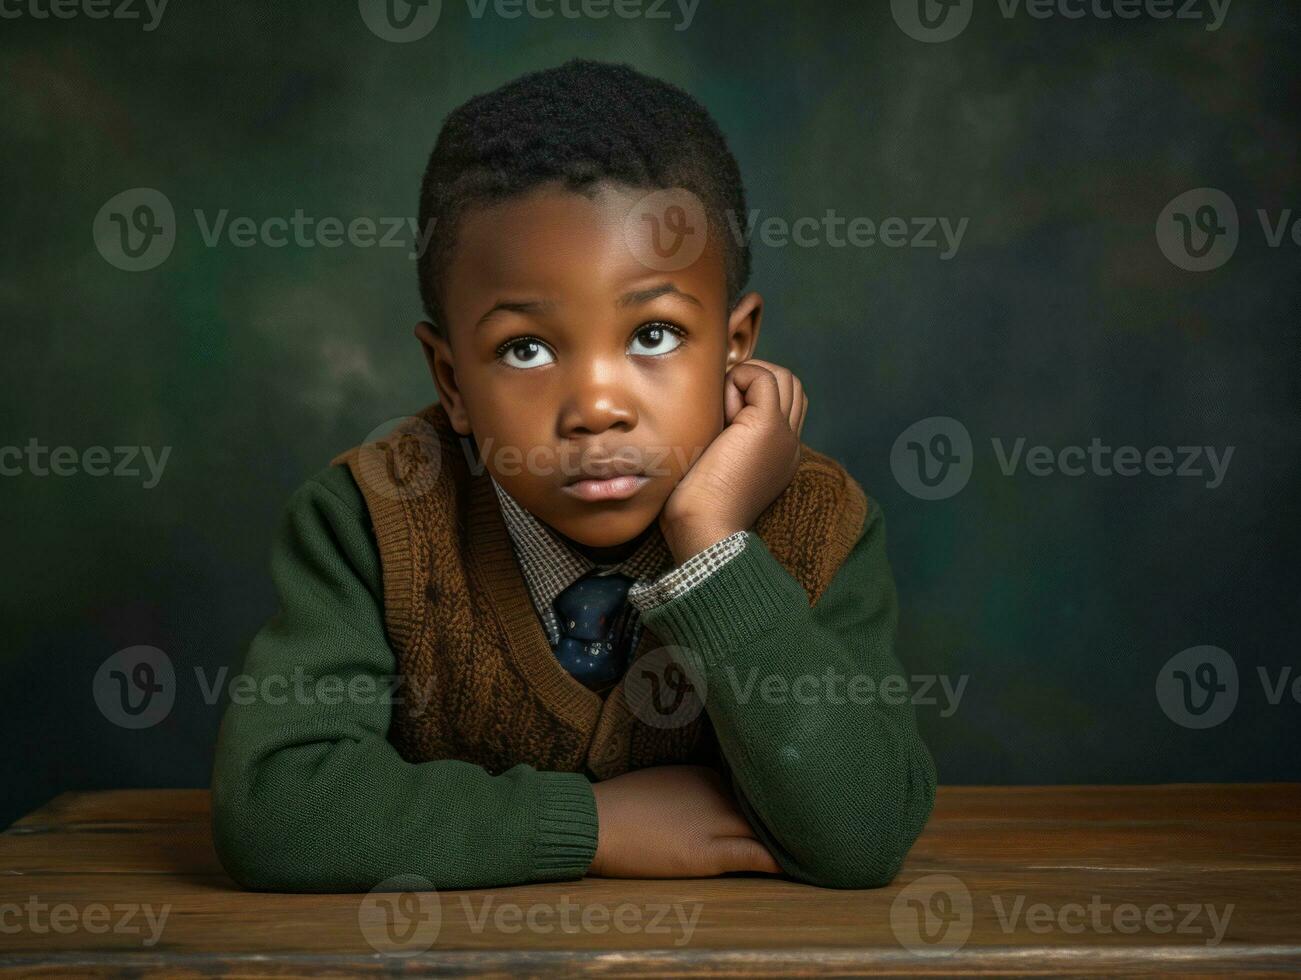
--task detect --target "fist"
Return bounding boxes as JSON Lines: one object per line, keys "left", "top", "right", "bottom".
{"left": 588, "top": 765, "right": 782, "bottom": 879}
{"left": 660, "top": 358, "right": 808, "bottom": 563}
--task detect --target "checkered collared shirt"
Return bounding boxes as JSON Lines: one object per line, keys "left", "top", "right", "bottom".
{"left": 489, "top": 477, "right": 748, "bottom": 655}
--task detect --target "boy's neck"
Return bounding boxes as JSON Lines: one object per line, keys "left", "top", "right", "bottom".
{"left": 549, "top": 520, "right": 656, "bottom": 566}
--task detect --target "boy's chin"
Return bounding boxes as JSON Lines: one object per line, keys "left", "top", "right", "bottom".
{"left": 545, "top": 508, "right": 660, "bottom": 552}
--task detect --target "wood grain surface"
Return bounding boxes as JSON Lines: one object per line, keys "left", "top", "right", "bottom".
{"left": 0, "top": 785, "right": 1297, "bottom": 976}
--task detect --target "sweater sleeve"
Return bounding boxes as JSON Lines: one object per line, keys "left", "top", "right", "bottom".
{"left": 209, "top": 464, "right": 598, "bottom": 892}
{"left": 635, "top": 502, "right": 937, "bottom": 889}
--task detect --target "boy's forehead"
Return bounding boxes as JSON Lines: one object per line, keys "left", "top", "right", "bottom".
{"left": 455, "top": 183, "right": 631, "bottom": 274}
{"left": 444, "top": 182, "right": 725, "bottom": 308}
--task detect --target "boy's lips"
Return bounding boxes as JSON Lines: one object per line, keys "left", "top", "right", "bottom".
{"left": 560, "top": 452, "right": 650, "bottom": 501}
{"left": 561, "top": 473, "right": 650, "bottom": 502}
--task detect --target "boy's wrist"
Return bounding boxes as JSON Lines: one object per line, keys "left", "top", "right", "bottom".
{"left": 661, "top": 517, "right": 744, "bottom": 565}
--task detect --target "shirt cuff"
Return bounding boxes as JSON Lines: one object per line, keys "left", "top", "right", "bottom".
{"left": 627, "top": 530, "right": 748, "bottom": 611}
{"left": 635, "top": 531, "right": 809, "bottom": 666}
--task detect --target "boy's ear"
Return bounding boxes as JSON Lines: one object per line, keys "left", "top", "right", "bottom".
{"left": 414, "top": 320, "right": 473, "bottom": 435}
{"left": 725, "top": 291, "right": 763, "bottom": 369}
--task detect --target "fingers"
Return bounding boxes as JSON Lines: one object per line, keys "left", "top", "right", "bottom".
{"left": 724, "top": 370, "right": 745, "bottom": 425}
{"left": 726, "top": 360, "right": 806, "bottom": 432}
{"left": 746, "top": 359, "right": 792, "bottom": 417}
{"left": 727, "top": 362, "right": 783, "bottom": 418}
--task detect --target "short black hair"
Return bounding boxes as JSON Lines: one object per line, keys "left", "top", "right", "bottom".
{"left": 417, "top": 58, "right": 750, "bottom": 336}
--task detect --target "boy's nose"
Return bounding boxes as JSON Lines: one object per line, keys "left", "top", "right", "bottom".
{"left": 559, "top": 389, "right": 637, "bottom": 437}
{"left": 558, "top": 362, "right": 638, "bottom": 437}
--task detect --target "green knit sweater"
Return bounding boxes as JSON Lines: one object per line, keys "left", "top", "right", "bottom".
{"left": 210, "top": 463, "right": 936, "bottom": 891}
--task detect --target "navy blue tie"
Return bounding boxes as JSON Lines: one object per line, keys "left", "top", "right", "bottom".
{"left": 552, "top": 571, "right": 635, "bottom": 690}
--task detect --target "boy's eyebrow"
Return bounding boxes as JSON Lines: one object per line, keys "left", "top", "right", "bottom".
{"left": 475, "top": 299, "right": 555, "bottom": 329}
{"left": 616, "top": 283, "right": 702, "bottom": 309}
{"left": 476, "top": 284, "right": 702, "bottom": 330}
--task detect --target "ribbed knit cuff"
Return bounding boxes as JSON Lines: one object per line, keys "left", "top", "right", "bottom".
{"left": 637, "top": 531, "right": 808, "bottom": 668}
{"left": 529, "top": 772, "right": 599, "bottom": 882}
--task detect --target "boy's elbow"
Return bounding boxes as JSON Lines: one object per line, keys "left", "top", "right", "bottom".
{"left": 210, "top": 752, "right": 333, "bottom": 892}
{"left": 211, "top": 815, "right": 274, "bottom": 891}
{"left": 211, "top": 776, "right": 293, "bottom": 891}
{"left": 794, "top": 744, "right": 938, "bottom": 890}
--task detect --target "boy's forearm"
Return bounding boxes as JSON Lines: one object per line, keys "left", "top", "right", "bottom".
{"left": 213, "top": 703, "right": 597, "bottom": 891}
{"left": 213, "top": 705, "right": 597, "bottom": 891}
{"left": 637, "top": 509, "right": 938, "bottom": 889}
{"left": 210, "top": 472, "right": 599, "bottom": 891}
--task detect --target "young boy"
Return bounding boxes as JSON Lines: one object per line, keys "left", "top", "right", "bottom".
{"left": 211, "top": 59, "right": 936, "bottom": 892}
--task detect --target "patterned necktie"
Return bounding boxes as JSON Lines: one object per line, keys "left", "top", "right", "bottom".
{"left": 552, "top": 570, "right": 635, "bottom": 691}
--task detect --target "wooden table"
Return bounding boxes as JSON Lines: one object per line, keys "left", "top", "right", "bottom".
{"left": 0, "top": 785, "right": 1297, "bottom": 976}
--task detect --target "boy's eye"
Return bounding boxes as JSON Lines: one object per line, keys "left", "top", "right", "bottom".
{"left": 495, "top": 323, "right": 684, "bottom": 367}
{"left": 497, "top": 338, "right": 556, "bottom": 369}
{"left": 629, "top": 322, "right": 685, "bottom": 357}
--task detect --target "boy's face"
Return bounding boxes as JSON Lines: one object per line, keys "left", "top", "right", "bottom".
{"left": 417, "top": 180, "right": 762, "bottom": 555}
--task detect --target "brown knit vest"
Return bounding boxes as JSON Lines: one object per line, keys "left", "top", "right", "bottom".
{"left": 332, "top": 401, "right": 868, "bottom": 781}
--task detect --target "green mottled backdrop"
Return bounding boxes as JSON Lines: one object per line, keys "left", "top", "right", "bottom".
{"left": 1, "top": 1, "right": 1298, "bottom": 827}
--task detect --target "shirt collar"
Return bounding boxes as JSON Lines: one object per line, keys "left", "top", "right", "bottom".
{"left": 489, "top": 476, "right": 671, "bottom": 615}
